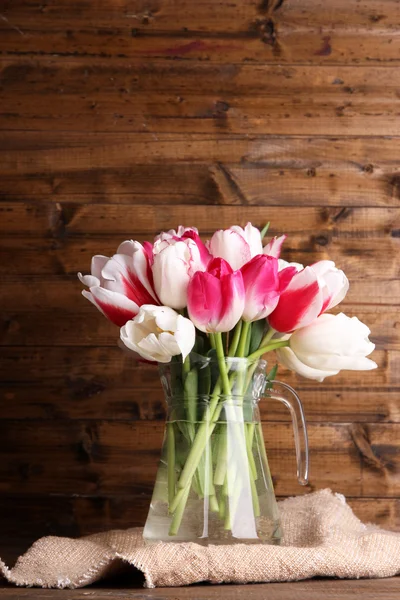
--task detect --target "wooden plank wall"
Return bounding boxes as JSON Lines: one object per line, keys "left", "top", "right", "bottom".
{"left": 1, "top": 0, "right": 400, "bottom": 557}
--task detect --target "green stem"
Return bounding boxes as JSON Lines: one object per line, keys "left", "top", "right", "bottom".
{"left": 245, "top": 423, "right": 257, "bottom": 481}
{"left": 214, "top": 425, "right": 228, "bottom": 486}
{"left": 228, "top": 320, "right": 243, "bottom": 357}
{"left": 169, "top": 483, "right": 191, "bottom": 536}
{"left": 213, "top": 333, "right": 232, "bottom": 397}
{"left": 169, "top": 395, "right": 222, "bottom": 513}
{"left": 260, "top": 327, "right": 276, "bottom": 348}
{"left": 167, "top": 422, "right": 176, "bottom": 508}
{"left": 236, "top": 321, "right": 251, "bottom": 358}
{"left": 169, "top": 334, "right": 231, "bottom": 517}
{"left": 247, "top": 340, "right": 289, "bottom": 362}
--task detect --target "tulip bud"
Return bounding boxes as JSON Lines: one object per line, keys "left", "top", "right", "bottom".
{"left": 240, "top": 255, "right": 280, "bottom": 322}
{"left": 208, "top": 222, "right": 263, "bottom": 270}
{"left": 152, "top": 237, "right": 205, "bottom": 309}
{"left": 187, "top": 258, "right": 245, "bottom": 333}
{"left": 78, "top": 241, "right": 158, "bottom": 327}
{"left": 120, "top": 305, "right": 196, "bottom": 363}
{"left": 276, "top": 313, "right": 377, "bottom": 381}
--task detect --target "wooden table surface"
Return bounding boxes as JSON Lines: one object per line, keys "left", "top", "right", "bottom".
{"left": 1, "top": 579, "right": 400, "bottom": 600}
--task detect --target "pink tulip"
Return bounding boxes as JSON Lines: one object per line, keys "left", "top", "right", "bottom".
{"left": 311, "top": 260, "right": 349, "bottom": 313}
{"left": 208, "top": 222, "right": 263, "bottom": 270}
{"left": 78, "top": 241, "right": 158, "bottom": 327}
{"left": 263, "top": 234, "right": 287, "bottom": 258}
{"left": 152, "top": 237, "right": 206, "bottom": 310}
{"left": 240, "top": 255, "right": 280, "bottom": 322}
{"left": 268, "top": 267, "right": 323, "bottom": 333}
{"left": 187, "top": 258, "right": 245, "bottom": 333}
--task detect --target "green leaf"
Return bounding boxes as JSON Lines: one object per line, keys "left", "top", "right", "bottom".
{"left": 249, "top": 319, "right": 267, "bottom": 355}
{"left": 266, "top": 363, "right": 278, "bottom": 381}
{"left": 265, "top": 363, "right": 278, "bottom": 390}
{"left": 260, "top": 221, "right": 270, "bottom": 238}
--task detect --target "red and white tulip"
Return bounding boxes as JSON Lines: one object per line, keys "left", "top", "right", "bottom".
{"left": 268, "top": 266, "right": 323, "bottom": 333}
{"left": 78, "top": 241, "right": 158, "bottom": 327}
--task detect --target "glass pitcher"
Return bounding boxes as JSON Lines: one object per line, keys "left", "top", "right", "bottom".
{"left": 143, "top": 354, "right": 309, "bottom": 545}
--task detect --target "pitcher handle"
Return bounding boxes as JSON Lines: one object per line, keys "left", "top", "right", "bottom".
{"left": 262, "top": 380, "right": 309, "bottom": 486}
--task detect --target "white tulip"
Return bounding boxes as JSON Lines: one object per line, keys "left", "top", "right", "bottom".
{"left": 276, "top": 313, "right": 377, "bottom": 382}
{"left": 311, "top": 260, "right": 349, "bottom": 312}
{"left": 152, "top": 238, "right": 204, "bottom": 309}
{"left": 120, "top": 305, "right": 195, "bottom": 363}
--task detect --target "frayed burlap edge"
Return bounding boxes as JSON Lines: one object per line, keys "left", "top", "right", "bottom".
{"left": 1, "top": 490, "right": 399, "bottom": 589}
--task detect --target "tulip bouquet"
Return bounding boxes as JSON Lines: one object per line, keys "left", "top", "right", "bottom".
{"left": 79, "top": 222, "right": 377, "bottom": 540}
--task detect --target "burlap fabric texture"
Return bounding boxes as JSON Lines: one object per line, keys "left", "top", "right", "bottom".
{"left": 1, "top": 489, "right": 399, "bottom": 589}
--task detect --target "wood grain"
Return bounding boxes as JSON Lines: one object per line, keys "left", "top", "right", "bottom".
{"left": 1, "top": 202, "right": 399, "bottom": 236}
{"left": 2, "top": 133, "right": 400, "bottom": 207}
{"left": 0, "top": 419, "right": 399, "bottom": 498}
{"left": 1, "top": 579, "right": 400, "bottom": 599}
{"left": 1, "top": 0, "right": 399, "bottom": 545}
{"left": 1, "top": 61, "right": 400, "bottom": 134}
{"left": 1, "top": 0, "right": 400, "bottom": 64}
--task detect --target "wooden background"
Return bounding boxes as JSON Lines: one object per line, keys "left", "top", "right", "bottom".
{"left": 1, "top": 0, "right": 400, "bottom": 561}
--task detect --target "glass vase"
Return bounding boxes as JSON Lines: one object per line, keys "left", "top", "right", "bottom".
{"left": 143, "top": 353, "right": 309, "bottom": 545}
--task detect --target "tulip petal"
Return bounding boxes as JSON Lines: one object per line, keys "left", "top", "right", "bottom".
{"left": 276, "top": 347, "right": 339, "bottom": 382}
{"left": 218, "top": 269, "right": 246, "bottom": 331}
{"left": 187, "top": 271, "right": 222, "bottom": 332}
{"left": 152, "top": 241, "right": 192, "bottom": 309}
{"left": 241, "top": 255, "right": 280, "bottom": 322}
{"left": 174, "top": 315, "right": 196, "bottom": 360}
{"left": 278, "top": 266, "right": 298, "bottom": 293}
{"left": 312, "top": 260, "right": 349, "bottom": 312}
{"left": 231, "top": 223, "right": 263, "bottom": 257}
{"left": 102, "top": 252, "right": 158, "bottom": 306}
{"left": 269, "top": 266, "right": 323, "bottom": 332}
{"left": 155, "top": 332, "right": 181, "bottom": 358}
{"left": 209, "top": 229, "right": 251, "bottom": 270}
{"left": 263, "top": 234, "right": 287, "bottom": 258}
{"left": 84, "top": 287, "right": 138, "bottom": 326}
{"left": 91, "top": 255, "right": 109, "bottom": 280}
{"left": 278, "top": 259, "right": 304, "bottom": 272}
{"left": 181, "top": 230, "right": 212, "bottom": 268}
{"left": 154, "top": 306, "right": 183, "bottom": 332}
{"left": 78, "top": 273, "right": 100, "bottom": 288}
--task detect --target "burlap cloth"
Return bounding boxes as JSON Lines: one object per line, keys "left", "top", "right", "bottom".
{"left": 1, "top": 490, "right": 399, "bottom": 589}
